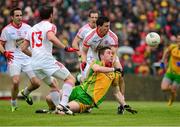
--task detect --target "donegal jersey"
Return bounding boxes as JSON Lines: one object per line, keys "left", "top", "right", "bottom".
{"left": 83, "top": 28, "right": 118, "bottom": 63}
{"left": 0, "top": 22, "right": 31, "bottom": 59}
{"left": 80, "top": 60, "right": 120, "bottom": 106}
{"left": 167, "top": 44, "right": 180, "bottom": 75}
{"left": 25, "top": 21, "right": 57, "bottom": 70}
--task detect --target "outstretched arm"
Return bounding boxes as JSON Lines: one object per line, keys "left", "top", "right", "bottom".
{"left": 72, "top": 35, "right": 82, "bottom": 56}
{"left": 47, "top": 31, "right": 66, "bottom": 49}
{"left": 112, "top": 85, "right": 126, "bottom": 106}
{"left": 0, "top": 41, "right": 5, "bottom": 53}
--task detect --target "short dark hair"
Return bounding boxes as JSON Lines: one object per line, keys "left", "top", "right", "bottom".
{"left": 98, "top": 47, "right": 111, "bottom": 60}
{"left": 39, "top": 5, "right": 53, "bottom": 20}
{"left": 10, "top": 7, "right": 22, "bottom": 16}
{"left": 88, "top": 10, "right": 99, "bottom": 17}
{"left": 96, "top": 16, "right": 109, "bottom": 26}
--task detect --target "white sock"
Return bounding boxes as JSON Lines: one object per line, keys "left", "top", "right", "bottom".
{"left": 11, "top": 99, "right": 17, "bottom": 107}
{"left": 60, "top": 82, "right": 73, "bottom": 106}
{"left": 24, "top": 87, "right": 30, "bottom": 96}
{"left": 49, "top": 91, "right": 60, "bottom": 106}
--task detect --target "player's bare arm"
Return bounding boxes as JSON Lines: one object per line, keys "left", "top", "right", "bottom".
{"left": 91, "top": 63, "right": 115, "bottom": 73}
{"left": 23, "top": 48, "right": 32, "bottom": 57}
{"left": 20, "top": 39, "right": 30, "bottom": 52}
{"left": 161, "top": 47, "right": 170, "bottom": 63}
{"left": 111, "top": 85, "right": 126, "bottom": 106}
{"left": 81, "top": 45, "right": 88, "bottom": 62}
{"left": 72, "top": 35, "right": 82, "bottom": 56}
{"left": 47, "top": 31, "right": 66, "bottom": 49}
{"left": 0, "top": 41, "right": 5, "bottom": 53}
{"left": 111, "top": 46, "right": 123, "bottom": 69}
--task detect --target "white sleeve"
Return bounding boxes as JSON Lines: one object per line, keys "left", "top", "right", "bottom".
{"left": 46, "top": 23, "right": 57, "bottom": 34}
{"left": 25, "top": 29, "right": 31, "bottom": 41}
{"left": 0, "top": 29, "right": 8, "bottom": 42}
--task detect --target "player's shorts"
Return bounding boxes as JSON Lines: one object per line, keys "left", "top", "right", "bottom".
{"left": 8, "top": 58, "right": 35, "bottom": 78}
{"left": 34, "top": 61, "right": 70, "bottom": 81}
{"left": 69, "top": 86, "right": 94, "bottom": 113}
{"left": 164, "top": 72, "right": 180, "bottom": 84}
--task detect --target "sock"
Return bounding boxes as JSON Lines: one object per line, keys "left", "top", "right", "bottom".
{"left": 11, "top": 99, "right": 17, "bottom": 107}
{"left": 60, "top": 82, "right": 73, "bottom": 106}
{"left": 49, "top": 91, "right": 60, "bottom": 106}
{"left": 24, "top": 87, "right": 30, "bottom": 96}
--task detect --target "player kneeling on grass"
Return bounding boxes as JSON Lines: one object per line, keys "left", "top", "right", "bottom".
{"left": 37, "top": 47, "right": 137, "bottom": 115}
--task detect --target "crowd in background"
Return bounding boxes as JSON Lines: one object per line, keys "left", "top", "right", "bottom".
{"left": 0, "top": 0, "right": 179, "bottom": 76}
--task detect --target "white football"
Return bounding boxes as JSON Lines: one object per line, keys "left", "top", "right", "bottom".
{"left": 145, "top": 32, "right": 160, "bottom": 47}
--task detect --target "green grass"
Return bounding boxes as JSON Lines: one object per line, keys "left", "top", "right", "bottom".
{"left": 0, "top": 100, "right": 180, "bottom": 126}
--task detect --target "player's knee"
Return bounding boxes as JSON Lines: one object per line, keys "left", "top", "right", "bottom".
{"left": 12, "top": 77, "right": 20, "bottom": 86}
{"left": 161, "top": 84, "right": 169, "bottom": 91}
{"left": 31, "top": 77, "right": 41, "bottom": 88}
{"left": 65, "top": 74, "right": 76, "bottom": 85}
{"left": 46, "top": 95, "right": 51, "bottom": 102}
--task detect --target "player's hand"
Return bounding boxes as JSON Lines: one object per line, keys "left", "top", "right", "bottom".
{"left": 64, "top": 47, "right": 79, "bottom": 52}
{"left": 81, "top": 61, "right": 86, "bottom": 71}
{"left": 114, "top": 68, "right": 124, "bottom": 77}
{"left": 3, "top": 51, "right": 14, "bottom": 62}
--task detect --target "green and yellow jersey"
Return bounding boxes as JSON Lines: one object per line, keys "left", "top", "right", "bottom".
{"left": 167, "top": 44, "right": 180, "bottom": 75}
{"left": 80, "top": 60, "right": 121, "bottom": 106}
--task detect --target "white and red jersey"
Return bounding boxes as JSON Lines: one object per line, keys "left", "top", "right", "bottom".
{"left": 25, "top": 20, "right": 57, "bottom": 70}
{"left": 83, "top": 28, "right": 118, "bottom": 63}
{"left": 0, "top": 22, "right": 31, "bottom": 59}
{"left": 77, "top": 23, "right": 94, "bottom": 50}
{"left": 77, "top": 23, "right": 93, "bottom": 39}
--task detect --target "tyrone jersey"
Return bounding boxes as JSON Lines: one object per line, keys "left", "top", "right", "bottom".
{"left": 77, "top": 23, "right": 93, "bottom": 49}
{"left": 77, "top": 23, "right": 93, "bottom": 40}
{"left": 25, "top": 21, "right": 57, "bottom": 69}
{"left": 83, "top": 28, "right": 118, "bottom": 63}
{"left": 0, "top": 22, "right": 31, "bottom": 59}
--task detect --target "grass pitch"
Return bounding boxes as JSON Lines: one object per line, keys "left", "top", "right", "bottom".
{"left": 0, "top": 100, "right": 180, "bottom": 126}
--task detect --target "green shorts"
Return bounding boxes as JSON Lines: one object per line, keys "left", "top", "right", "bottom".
{"left": 165, "top": 72, "right": 180, "bottom": 84}
{"left": 69, "top": 86, "right": 94, "bottom": 106}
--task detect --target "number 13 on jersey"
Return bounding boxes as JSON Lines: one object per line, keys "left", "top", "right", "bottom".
{"left": 32, "top": 31, "right": 43, "bottom": 48}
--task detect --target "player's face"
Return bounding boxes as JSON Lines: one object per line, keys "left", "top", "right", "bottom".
{"left": 98, "top": 22, "right": 110, "bottom": 36}
{"left": 12, "top": 10, "right": 22, "bottom": 25}
{"left": 89, "top": 13, "right": 98, "bottom": 28}
{"left": 103, "top": 49, "right": 113, "bottom": 62}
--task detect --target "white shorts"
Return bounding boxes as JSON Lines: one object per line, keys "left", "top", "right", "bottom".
{"left": 33, "top": 61, "right": 70, "bottom": 81}
{"left": 8, "top": 58, "right": 35, "bottom": 78}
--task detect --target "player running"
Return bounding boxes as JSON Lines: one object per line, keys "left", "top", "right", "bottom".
{"left": 20, "top": 5, "right": 78, "bottom": 115}
{"left": 0, "top": 7, "right": 40, "bottom": 112}
{"left": 161, "top": 34, "right": 180, "bottom": 106}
